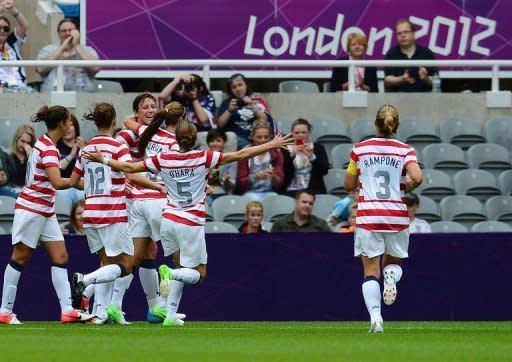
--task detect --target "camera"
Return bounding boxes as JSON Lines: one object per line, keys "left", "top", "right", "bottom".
{"left": 182, "top": 80, "right": 197, "bottom": 93}
{"left": 236, "top": 98, "right": 246, "bottom": 108}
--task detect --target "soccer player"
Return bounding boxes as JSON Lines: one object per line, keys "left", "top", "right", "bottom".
{"left": 0, "top": 105, "right": 94, "bottom": 324}
{"left": 114, "top": 93, "right": 168, "bottom": 322}
{"left": 84, "top": 121, "right": 294, "bottom": 326}
{"left": 70, "top": 103, "right": 165, "bottom": 324}
{"left": 344, "top": 104, "right": 423, "bottom": 333}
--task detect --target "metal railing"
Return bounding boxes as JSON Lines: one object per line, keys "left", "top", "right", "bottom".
{"left": 2, "top": 59, "right": 512, "bottom": 92}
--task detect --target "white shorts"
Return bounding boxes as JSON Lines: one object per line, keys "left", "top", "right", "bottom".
{"left": 354, "top": 228, "right": 410, "bottom": 259}
{"left": 12, "top": 209, "right": 64, "bottom": 248}
{"left": 160, "top": 218, "right": 207, "bottom": 268}
{"left": 85, "top": 223, "right": 134, "bottom": 257}
{"left": 127, "top": 198, "right": 166, "bottom": 241}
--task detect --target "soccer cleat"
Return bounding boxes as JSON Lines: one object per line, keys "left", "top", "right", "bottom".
{"left": 91, "top": 316, "right": 109, "bottom": 325}
{"left": 146, "top": 310, "right": 164, "bottom": 324}
{"left": 163, "top": 316, "right": 185, "bottom": 327}
{"left": 79, "top": 296, "right": 90, "bottom": 312}
{"left": 383, "top": 268, "right": 398, "bottom": 305}
{"left": 158, "top": 265, "right": 174, "bottom": 298}
{"left": 175, "top": 313, "right": 186, "bottom": 320}
{"left": 151, "top": 305, "right": 167, "bottom": 320}
{"left": 71, "top": 273, "right": 86, "bottom": 309}
{"left": 107, "top": 305, "right": 131, "bottom": 325}
{"left": 369, "top": 320, "right": 384, "bottom": 333}
{"left": 61, "top": 309, "right": 95, "bottom": 324}
{"left": 0, "top": 312, "right": 22, "bottom": 325}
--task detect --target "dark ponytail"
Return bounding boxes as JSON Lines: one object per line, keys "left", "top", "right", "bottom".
{"left": 138, "top": 102, "right": 185, "bottom": 156}
{"left": 31, "top": 105, "right": 69, "bottom": 130}
{"left": 83, "top": 103, "right": 116, "bottom": 130}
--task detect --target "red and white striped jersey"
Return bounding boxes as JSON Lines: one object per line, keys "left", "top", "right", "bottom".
{"left": 349, "top": 137, "right": 418, "bottom": 232}
{"left": 15, "top": 134, "right": 61, "bottom": 217}
{"left": 144, "top": 150, "right": 223, "bottom": 226}
{"left": 74, "top": 136, "right": 131, "bottom": 228}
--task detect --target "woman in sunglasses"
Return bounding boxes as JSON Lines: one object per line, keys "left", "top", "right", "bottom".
{"left": 0, "top": 0, "right": 30, "bottom": 91}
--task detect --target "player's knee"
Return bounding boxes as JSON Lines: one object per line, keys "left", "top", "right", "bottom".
{"left": 51, "top": 251, "right": 69, "bottom": 265}
{"left": 144, "top": 243, "right": 157, "bottom": 260}
{"left": 198, "top": 269, "right": 207, "bottom": 283}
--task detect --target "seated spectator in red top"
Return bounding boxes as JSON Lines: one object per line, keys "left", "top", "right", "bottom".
{"left": 238, "top": 201, "right": 267, "bottom": 233}
{"left": 235, "top": 120, "right": 284, "bottom": 201}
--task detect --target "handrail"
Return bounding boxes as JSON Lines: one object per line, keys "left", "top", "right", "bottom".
{"left": 4, "top": 59, "right": 512, "bottom": 91}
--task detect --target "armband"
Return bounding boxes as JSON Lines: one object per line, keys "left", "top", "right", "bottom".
{"left": 346, "top": 160, "right": 358, "bottom": 176}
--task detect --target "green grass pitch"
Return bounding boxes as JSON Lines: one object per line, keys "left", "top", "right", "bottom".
{"left": 0, "top": 322, "right": 510, "bottom": 361}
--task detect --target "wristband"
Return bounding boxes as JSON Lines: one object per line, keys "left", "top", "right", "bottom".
{"left": 102, "top": 157, "right": 110, "bottom": 166}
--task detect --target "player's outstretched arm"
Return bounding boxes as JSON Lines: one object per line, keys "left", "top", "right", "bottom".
{"left": 221, "top": 133, "right": 294, "bottom": 165}
{"left": 123, "top": 115, "right": 139, "bottom": 132}
{"left": 83, "top": 147, "right": 148, "bottom": 174}
{"left": 69, "top": 171, "right": 84, "bottom": 190}
{"left": 46, "top": 167, "right": 72, "bottom": 190}
{"left": 127, "top": 173, "right": 166, "bottom": 194}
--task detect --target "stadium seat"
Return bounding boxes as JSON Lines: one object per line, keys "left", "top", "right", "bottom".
{"left": 440, "top": 195, "right": 486, "bottom": 229}
{"left": 330, "top": 144, "right": 353, "bottom": 169}
{"left": 322, "top": 81, "right": 331, "bottom": 93}
{"left": 262, "top": 195, "right": 295, "bottom": 222}
{"left": 0, "top": 225, "right": 6, "bottom": 234}
{"left": 312, "top": 194, "right": 341, "bottom": 219}
{"left": 278, "top": 80, "right": 319, "bottom": 93}
{"left": 0, "top": 196, "right": 15, "bottom": 231}
{"left": 485, "top": 117, "right": 512, "bottom": 151}
{"left": 261, "top": 221, "right": 273, "bottom": 232}
{"left": 311, "top": 118, "right": 351, "bottom": 156}
{"left": 422, "top": 143, "right": 467, "bottom": 177}
{"left": 430, "top": 221, "right": 468, "bottom": 233}
{"left": 416, "top": 196, "right": 442, "bottom": 222}
{"left": 80, "top": 121, "right": 99, "bottom": 142}
{"left": 212, "top": 195, "right": 247, "bottom": 228}
{"left": 324, "top": 168, "right": 348, "bottom": 198}
{"left": 55, "top": 197, "right": 72, "bottom": 223}
{"left": 466, "top": 143, "right": 511, "bottom": 178}
{"left": 498, "top": 170, "right": 512, "bottom": 195}
{"left": 94, "top": 80, "right": 124, "bottom": 93}
{"left": 415, "top": 169, "right": 455, "bottom": 202}
{"left": 485, "top": 196, "right": 512, "bottom": 224}
{"left": 0, "top": 118, "right": 25, "bottom": 150}
{"left": 205, "top": 203, "right": 214, "bottom": 222}
{"left": 33, "top": 121, "right": 47, "bottom": 137}
{"left": 349, "top": 118, "right": 375, "bottom": 143}
{"left": 471, "top": 221, "right": 512, "bottom": 232}
{"left": 396, "top": 117, "right": 441, "bottom": 154}
{"left": 204, "top": 222, "right": 239, "bottom": 233}
{"left": 440, "top": 117, "right": 486, "bottom": 150}
{"left": 452, "top": 169, "right": 500, "bottom": 202}
{"left": 277, "top": 117, "right": 295, "bottom": 134}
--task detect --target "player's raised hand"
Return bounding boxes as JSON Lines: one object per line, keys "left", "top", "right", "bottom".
{"left": 270, "top": 132, "right": 294, "bottom": 149}
{"left": 83, "top": 147, "right": 104, "bottom": 163}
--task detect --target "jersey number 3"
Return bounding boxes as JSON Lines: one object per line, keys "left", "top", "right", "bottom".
{"left": 375, "top": 170, "right": 390, "bottom": 199}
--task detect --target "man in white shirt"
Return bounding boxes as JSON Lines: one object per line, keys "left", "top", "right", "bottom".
{"left": 405, "top": 192, "right": 432, "bottom": 233}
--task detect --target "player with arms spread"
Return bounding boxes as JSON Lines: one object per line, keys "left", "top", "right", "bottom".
{"left": 85, "top": 121, "right": 294, "bottom": 326}
{"left": 344, "top": 104, "right": 422, "bottom": 333}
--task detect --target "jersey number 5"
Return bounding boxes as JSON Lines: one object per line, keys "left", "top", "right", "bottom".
{"left": 177, "top": 181, "right": 192, "bottom": 206}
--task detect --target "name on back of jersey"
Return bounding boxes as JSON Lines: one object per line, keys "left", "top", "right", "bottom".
{"left": 362, "top": 156, "right": 402, "bottom": 169}
{"left": 169, "top": 168, "right": 195, "bottom": 178}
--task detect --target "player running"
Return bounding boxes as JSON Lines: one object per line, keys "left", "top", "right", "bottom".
{"left": 0, "top": 105, "right": 94, "bottom": 324}
{"left": 84, "top": 121, "right": 294, "bottom": 326}
{"left": 344, "top": 104, "right": 423, "bottom": 333}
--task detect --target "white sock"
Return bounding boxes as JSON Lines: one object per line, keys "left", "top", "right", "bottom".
{"left": 166, "top": 280, "right": 184, "bottom": 319}
{"left": 383, "top": 264, "right": 403, "bottom": 283}
{"left": 0, "top": 263, "right": 22, "bottom": 313}
{"left": 94, "top": 281, "right": 114, "bottom": 320}
{"left": 83, "top": 284, "right": 95, "bottom": 300}
{"left": 173, "top": 268, "right": 200, "bottom": 285}
{"left": 51, "top": 265, "right": 73, "bottom": 314}
{"left": 139, "top": 266, "right": 159, "bottom": 309}
{"left": 110, "top": 274, "right": 134, "bottom": 310}
{"left": 362, "top": 277, "right": 382, "bottom": 324}
{"left": 83, "top": 264, "right": 122, "bottom": 286}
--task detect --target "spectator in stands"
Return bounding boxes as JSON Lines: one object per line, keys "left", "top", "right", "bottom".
{"left": 238, "top": 201, "right": 266, "bottom": 233}
{"left": 0, "top": 0, "right": 31, "bottom": 92}
{"left": 339, "top": 207, "right": 357, "bottom": 233}
{"left": 56, "top": 114, "right": 84, "bottom": 209}
{"left": 327, "top": 191, "right": 358, "bottom": 230}
{"left": 61, "top": 199, "right": 85, "bottom": 235}
{"left": 36, "top": 18, "right": 100, "bottom": 92}
{"left": 236, "top": 120, "right": 284, "bottom": 201}
{"left": 405, "top": 192, "right": 432, "bottom": 233}
{"left": 206, "top": 128, "right": 236, "bottom": 205}
{"left": 0, "top": 125, "right": 35, "bottom": 198}
{"left": 330, "top": 32, "right": 378, "bottom": 92}
{"left": 271, "top": 190, "right": 330, "bottom": 232}
{"left": 384, "top": 19, "right": 437, "bottom": 92}
{"left": 217, "top": 73, "right": 274, "bottom": 149}
{"left": 281, "top": 118, "right": 329, "bottom": 196}
{"left": 159, "top": 73, "right": 216, "bottom": 131}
